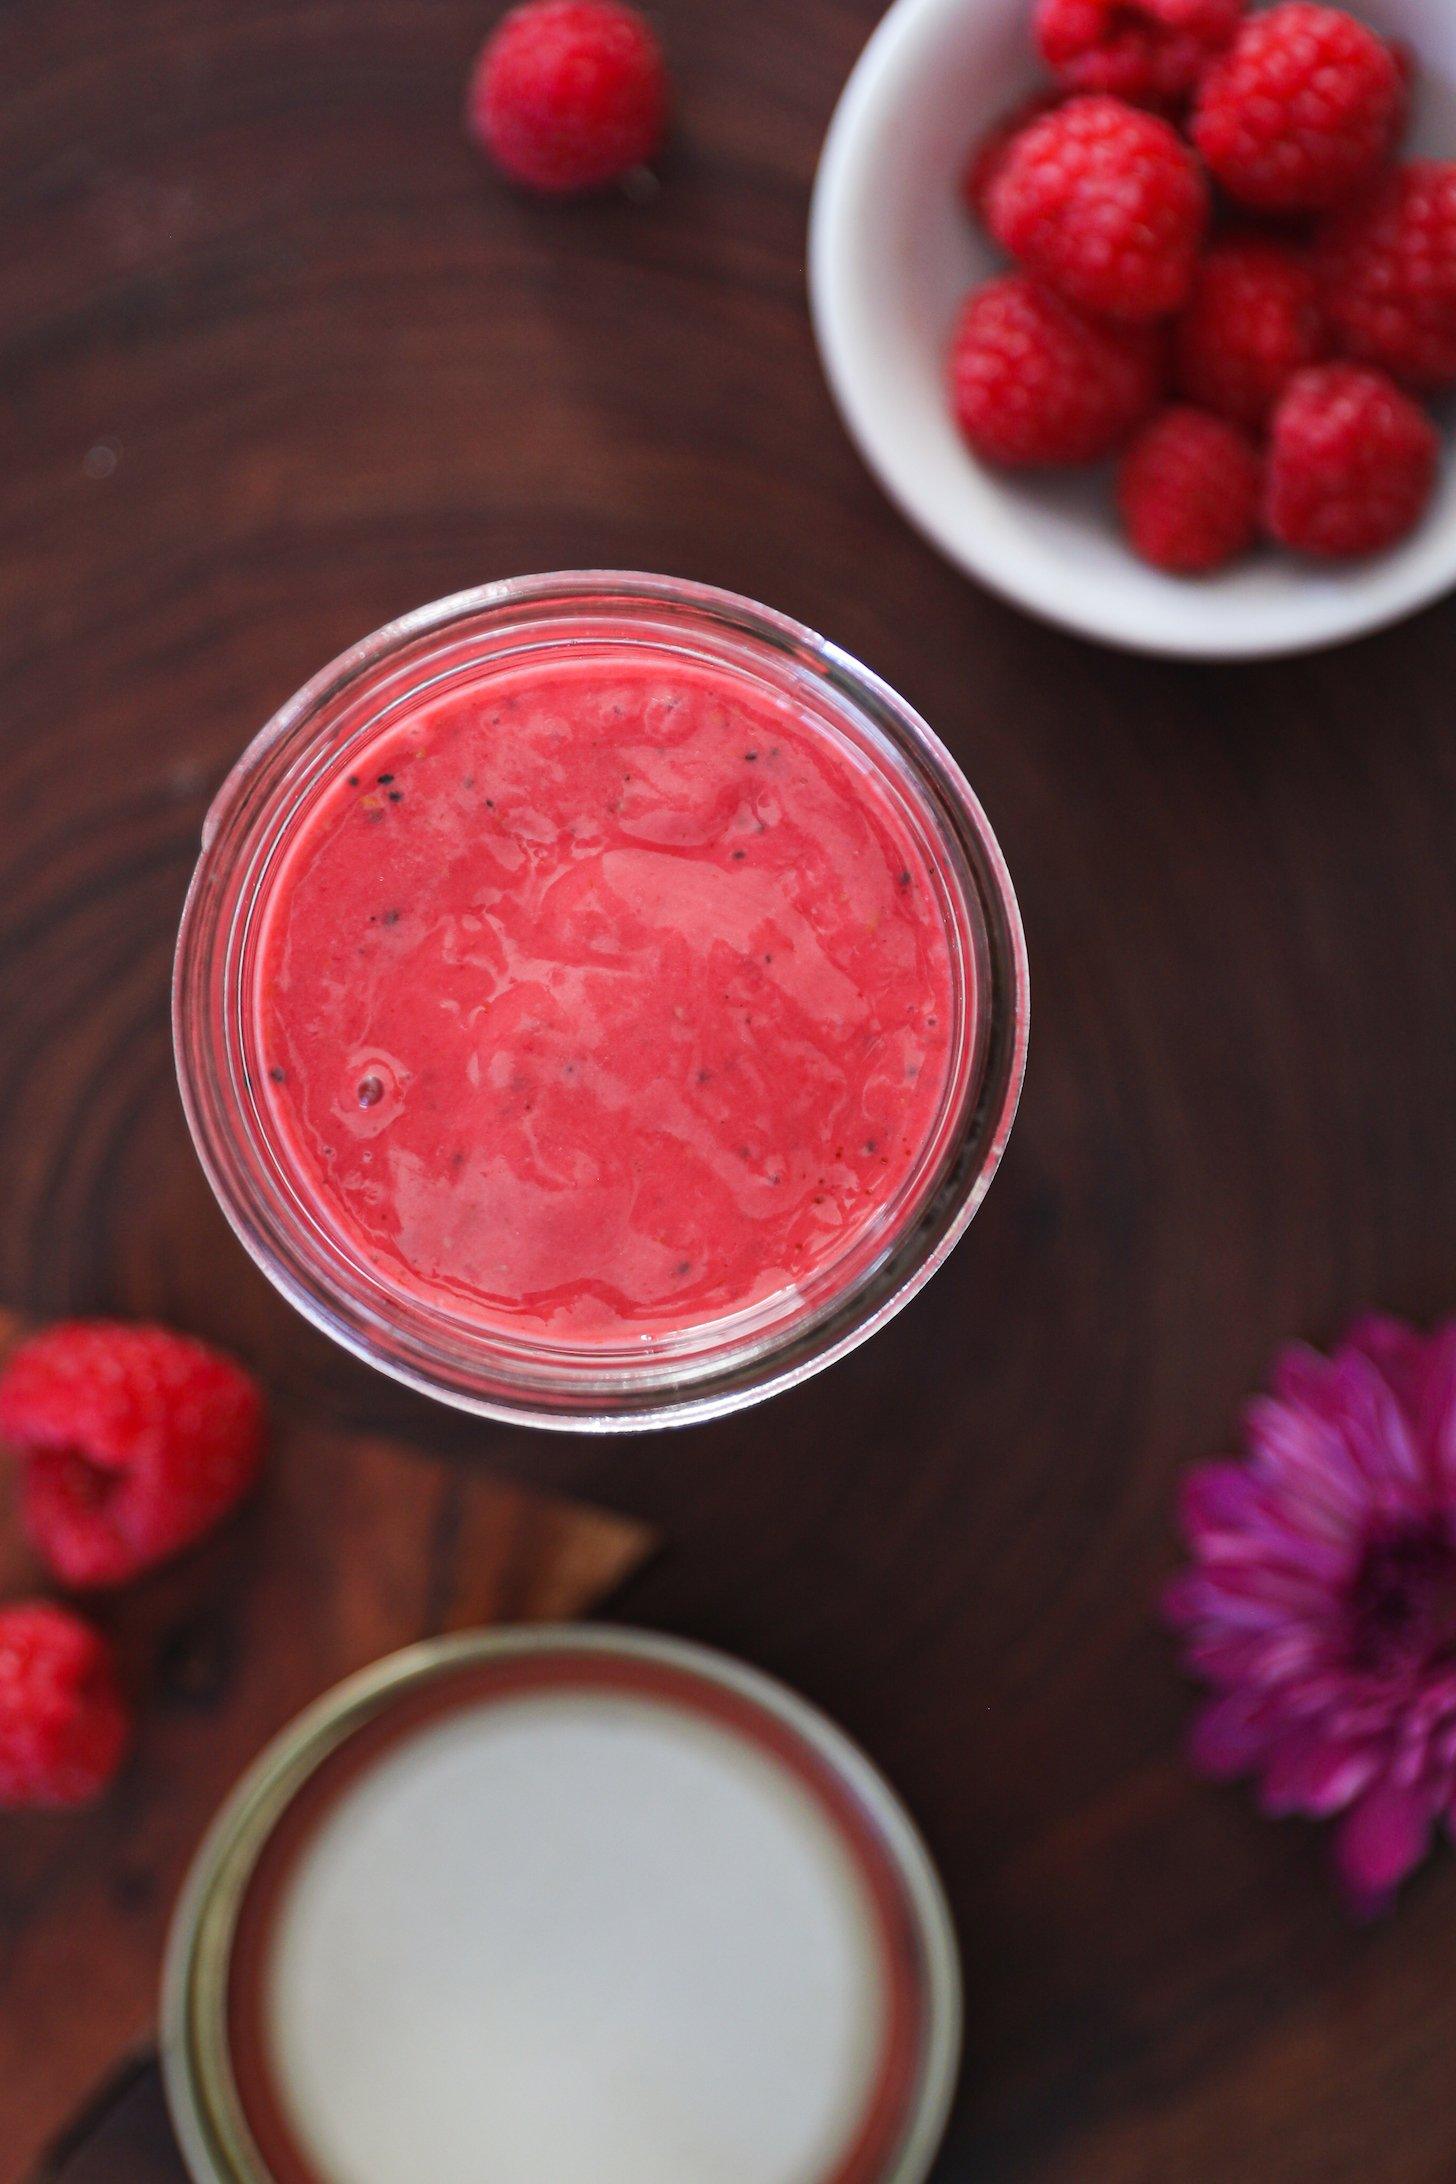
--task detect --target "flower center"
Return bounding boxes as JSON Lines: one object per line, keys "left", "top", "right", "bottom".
{"left": 1349, "top": 1525, "right": 1456, "bottom": 1677}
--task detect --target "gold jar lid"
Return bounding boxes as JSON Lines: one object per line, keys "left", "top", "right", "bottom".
{"left": 163, "top": 1625, "right": 963, "bottom": 2184}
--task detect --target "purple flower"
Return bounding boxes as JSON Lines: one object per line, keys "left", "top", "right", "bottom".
{"left": 1166, "top": 1315, "right": 1456, "bottom": 1916}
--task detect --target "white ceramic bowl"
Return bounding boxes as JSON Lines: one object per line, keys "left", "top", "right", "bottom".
{"left": 810, "top": 0, "right": 1456, "bottom": 659}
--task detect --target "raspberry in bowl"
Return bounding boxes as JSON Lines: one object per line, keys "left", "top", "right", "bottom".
{"left": 810, "top": 0, "right": 1456, "bottom": 657}
{"left": 174, "top": 575, "right": 1027, "bottom": 1432}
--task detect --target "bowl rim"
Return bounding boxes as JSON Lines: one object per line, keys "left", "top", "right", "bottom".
{"left": 808, "top": 0, "right": 1456, "bottom": 662}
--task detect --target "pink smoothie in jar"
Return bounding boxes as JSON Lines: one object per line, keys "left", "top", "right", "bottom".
{"left": 258, "top": 650, "right": 957, "bottom": 1343}
{"left": 176, "top": 576, "right": 1026, "bottom": 1430}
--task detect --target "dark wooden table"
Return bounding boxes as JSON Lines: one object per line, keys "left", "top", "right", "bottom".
{"left": 3, "top": 1, "right": 1456, "bottom": 2177}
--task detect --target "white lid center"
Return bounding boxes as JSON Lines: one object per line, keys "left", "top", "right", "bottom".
{"left": 265, "top": 1688, "right": 889, "bottom": 2184}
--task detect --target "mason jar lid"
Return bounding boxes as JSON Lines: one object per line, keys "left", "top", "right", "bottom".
{"left": 163, "top": 1626, "right": 963, "bottom": 2184}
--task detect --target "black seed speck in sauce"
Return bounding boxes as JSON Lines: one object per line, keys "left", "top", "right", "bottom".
{"left": 269, "top": 1066, "right": 287, "bottom": 1083}
{"left": 382, "top": 909, "right": 400, "bottom": 926}
{"left": 357, "top": 1075, "right": 384, "bottom": 1108}
{"left": 377, "top": 773, "right": 394, "bottom": 785}
{"left": 347, "top": 774, "right": 360, "bottom": 788}
{"left": 387, "top": 790, "right": 403, "bottom": 803}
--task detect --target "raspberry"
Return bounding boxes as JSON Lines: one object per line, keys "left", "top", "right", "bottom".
{"left": 0, "top": 1322, "right": 266, "bottom": 1589}
{"left": 989, "top": 96, "right": 1209, "bottom": 321}
{"left": 1316, "top": 163, "right": 1456, "bottom": 392}
{"left": 1192, "top": 5, "right": 1403, "bottom": 215}
{"left": 963, "top": 91, "right": 1066, "bottom": 225}
{"left": 1266, "top": 363, "right": 1439, "bottom": 557}
{"left": 1176, "top": 238, "right": 1328, "bottom": 426}
{"left": 951, "top": 274, "right": 1166, "bottom": 467}
{"left": 466, "top": 0, "right": 668, "bottom": 195}
{"left": 1118, "top": 405, "right": 1262, "bottom": 571}
{"left": 0, "top": 1603, "right": 130, "bottom": 1808}
{"left": 1035, "top": 0, "right": 1244, "bottom": 108}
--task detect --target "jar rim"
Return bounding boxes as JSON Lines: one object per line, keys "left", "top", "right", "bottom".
{"left": 160, "top": 1625, "right": 964, "bottom": 2184}
{"left": 173, "top": 572, "right": 1029, "bottom": 1430}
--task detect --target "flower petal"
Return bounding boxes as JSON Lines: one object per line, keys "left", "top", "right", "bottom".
{"left": 1180, "top": 1460, "right": 1269, "bottom": 1538}
{"left": 1243, "top": 1393, "right": 1367, "bottom": 1533}
{"left": 1162, "top": 1568, "right": 1328, "bottom": 1649}
{"left": 1188, "top": 1689, "right": 1278, "bottom": 1781}
{"left": 1180, "top": 1461, "right": 1354, "bottom": 1582}
{"left": 1330, "top": 1354, "right": 1423, "bottom": 1498}
{"left": 1341, "top": 1314, "right": 1426, "bottom": 1415}
{"left": 1269, "top": 1344, "right": 1422, "bottom": 1504}
{"left": 1414, "top": 1323, "right": 1456, "bottom": 1494}
{"left": 1333, "top": 1782, "right": 1434, "bottom": 1917}
{"left": 1338, "top": 1315, "right": 1456, "bottom": 1495}
{"left": 1182, "top": 1624, "right": 1326, "bottom": 1693}
{"left": 1257, "top": 1734, "right": 1380, "bottom": 1820}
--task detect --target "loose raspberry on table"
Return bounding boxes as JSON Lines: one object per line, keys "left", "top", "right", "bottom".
{"left": 0, "top": 1603, "right": 130, "bottom": 1809}
{"left": 1316, "top": 163, "right": 1456, "bottom": 392}
{"left": 950, "top": 273, "right": 1166, "bottom": 467}
{"left": 1118, "top": 405, "right": 1262, "bottom": 572}
{"left": 963, "top": 91, "right": 1066, "bottom": 226}
{"left": 1192, "top": 4, "right": 1403, "bottom": 215}
{"left": 466, "top": 0, "right": 669, "bottom": 195}
{"left": 0, "top": 1322, "right": 266, "bottom": 1589}
{"left": 1176, "top": 238, "right": 1328, "bottom": 426}
{"left": 1035, "top": 0, "right": 1244, "bottom": 109}
{"left": 989, "top": 96, "right": 1209, "bottom": 322}
{"left": 1265, "top": 363, "right": 1439, "bottom": 557}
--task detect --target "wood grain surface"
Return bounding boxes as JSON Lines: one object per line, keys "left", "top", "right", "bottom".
{"left": 3, "top": 0, "right": 1456, "bottom": 2178}
{"left": 36, "top": 2057, "right": 182, "bottom": 2184}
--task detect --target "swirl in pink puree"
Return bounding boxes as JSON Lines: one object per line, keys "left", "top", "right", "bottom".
{"left": 257, "top": 651, "right": 960, "bottom": 1341}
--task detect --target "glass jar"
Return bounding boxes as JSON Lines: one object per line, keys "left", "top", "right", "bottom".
{"left": 174, "top": 573, "right": 1027, "bottom": 1430}
{"left": 162, "top": 1626, "right": 964, "bottom": 2184}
